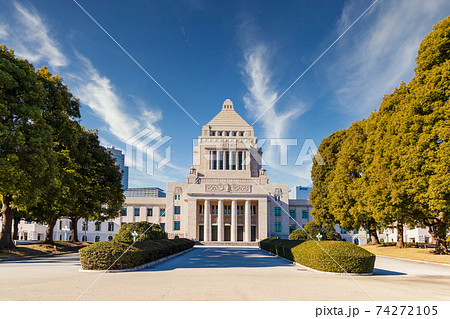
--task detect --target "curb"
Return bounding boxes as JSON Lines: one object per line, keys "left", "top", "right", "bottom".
{"left": 79, "top": 247, "right": 194, "bottom": 273}
{"left": 0, "top": 251, "right": 79, "bottom": 263}
{"left": 375, "top": 254, "right": 450, "bottom": 267}
{"left": 260, "top": 248, "right": 373, "bottom": 276}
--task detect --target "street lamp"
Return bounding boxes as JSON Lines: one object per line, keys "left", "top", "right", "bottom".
{"left": 62, "top": 226, "right": 70, "bottom": 241}
{"left": 132, "top": 231, "right": 138, "bottom": 243}
{"left": 316, "top": 233, "right": 323, "bottom": 241}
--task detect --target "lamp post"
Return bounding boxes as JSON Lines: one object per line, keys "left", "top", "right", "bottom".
{"left": 132, "top": 231, "right": 138, "bottom": 243}
{"left": 62, "top": 226, "right": 70, "bottom": 241}
{"left": 316, "top": 233, "right": 323, "bottom": 241}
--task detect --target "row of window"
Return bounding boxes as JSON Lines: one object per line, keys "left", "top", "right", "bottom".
{"left": 209, "top": 151, "right": 246, "bottom": 170}
{"left": 210, "top": 131, "right": 245, "bottom": 137}
{"left": 121, "top": 207, "right": 168, "bottom": 217}
{"left": 274, "top": 207, "right": 309, "bottom": 218}
{"left": 198, "top": 205, "right": 257, "bottom": 214}
{"left": 340, "top": 228, "right": 359, "bottom": 235}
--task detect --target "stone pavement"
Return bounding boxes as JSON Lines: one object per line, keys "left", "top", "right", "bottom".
{"left": 0, "top": 246, "right": 449, "bottom": 300}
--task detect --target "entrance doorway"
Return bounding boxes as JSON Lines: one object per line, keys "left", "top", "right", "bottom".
{"left": 251, "top": 226, "right": 256, "bottom": 241}
{"left": 224, "top": 226, "right": 231, "bottom": 241}
{"left": 237, "top": 226, "right": 243, "bottom": 241}
{"left": 211, "top": 225, "right": 218, "bottom": 241}
{"left": 199, "top": 225, "right": 204, "bottom": 241}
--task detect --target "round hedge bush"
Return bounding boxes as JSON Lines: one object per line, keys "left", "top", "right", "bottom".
{"left": 79, "top": 238, "right": 195, "bottom": 270}
{"left": 292, "top": 240, "right": 376, "bottom": 273}
{"left": 113, "top": 221, "right": 167, "bottom": 243}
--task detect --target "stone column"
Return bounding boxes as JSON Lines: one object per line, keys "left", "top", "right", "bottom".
{"left": 218, "top": 199, "right": 224, "bottom": 241}
{"left": 204, "top": 199, "right": 211, "bottom": 241}
{"left": 231, "top": 200, "right": 237, "bottom": 242}
{"left": 244, "top": 200, "right": 251, "bottom": 242}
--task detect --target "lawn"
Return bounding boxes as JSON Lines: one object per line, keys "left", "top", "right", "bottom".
{"left": 0, "top": 241, "right": 90, "bottom": 261}
{"left": 363, "top": 245, "right": 450, "bottom": 264}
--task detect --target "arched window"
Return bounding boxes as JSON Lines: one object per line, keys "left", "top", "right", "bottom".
{"left": 354, "top": 238, "right": 359, "bottom": 245}
{"left": 95, "top": 236, "right": 100, "bottom": 242}
{"left": 108, "top": 236, "right": 113, "bottom": 241}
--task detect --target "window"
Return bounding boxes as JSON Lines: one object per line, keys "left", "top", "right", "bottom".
{"left": 302, "top": 210, "right": 309, "bottom": 219}
{"left": 274, "top": 195, "right": 280, "bottom": 201}
{"left": 174, "top": 221, "right": 180, "bottom": 231}
{"left": 274, "top": 207, "right": 281, "bottom": 216}
{"left": 108, "top": 222, "right": 114, "bottom": 232}
{"left": 210, "top": 131, "right": 215, "bottom": 136}
{"left": 121, "top": 208, "right": 127, "bottom": 216}
{"left": 232, "top": 131, "right": 237, "bottom": 136}
{"left": 289, "top": 210, "right": 296, "bottom": 219}
{"left": 160, "top": 223, "right": 165, "bottom": 231}
{"left": 225, "top": 131, "right": 230, "bottom": 136}
{"left": 289, "top": 224, "right": 296, "bottom": 234}
{"left": 147, "top": 208, "right": 153, "bottom": 216}
{"left": 59, "top": 221, "right": 62, "bottom": 230}
{"left": 174, "top": 194, "right": 180, "bottom": 200}
{"left": 199, "top": 205, "right": 203, "bottom": 214}
{"left": 341, "top": 228, "right": 347, "bottom": 234}
{"left": 82, "top": 220, "right": 88, "bottom": 231}
{"left": 95, "top": 236, "right": 100, "bottom": 242}
{"left": 108, "top": 236, "right": 113, "bottom": 241}
{"left": 174, "top": 206, "right": 181, "bottom": 215}
{"left": 95, "top": 222, "right": 101, "bottom": 231}
{"left": 121, "top": 222, "right": 126, "bottom": 226}
{"left": 239, "top": 132, "right": 244, "bottom": 136}
{"left": 82, "top": 235, "right": 87, "bottom": 242}
{"left": 218, "top": 131, "right": 222, "bottom": 136}
{"left": 160, "top": 208, "right": 166, "bottom": 217}
{"left": 275, "top": 222, "right": 281, "bottom": 232}
{"left": 134, "top": 208, "right": 140, "bottom": 216}
{"left": 251, "top": 206, "right": 256, "bottom": 215}
{"left": 354, "top": 230, "right": 359, "bottom": 234}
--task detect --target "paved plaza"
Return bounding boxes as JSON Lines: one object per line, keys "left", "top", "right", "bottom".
{"left": 0, "top": 246, "right": 449, "bottom": 300}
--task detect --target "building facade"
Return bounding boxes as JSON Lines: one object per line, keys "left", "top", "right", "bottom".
{"left": 107, "top": 146, "right": 129, "bottom": 189}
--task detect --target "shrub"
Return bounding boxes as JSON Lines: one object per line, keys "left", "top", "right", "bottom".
{"left": 113, "top": 221, "right": 167, "bottom": 243}
{"left": 288, "top": 221, "right": 342, "bottom": 241}
{"left": 79, "top": 238, "right": 194, "bottom": 270}
{"left": 259, "top": 238, "right": 304, "bottom": 261}
{"left": 259, "top": 238, "right": 375, "bottom": 273}
{"left": 292, "top": 240, "right": 375, "bottom": 273}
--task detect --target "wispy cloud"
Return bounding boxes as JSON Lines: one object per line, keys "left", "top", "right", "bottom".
{"left": 328, "top": 0, "right": 449, "bottom": 117}
{"left": 7, "top": 1, "right": 68, "bottom": 68}
{"left": 242, "top": 44, "right": 306, "bottom": 141}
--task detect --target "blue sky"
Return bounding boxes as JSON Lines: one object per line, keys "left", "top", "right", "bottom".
{"left": 1, "top": 0, "right": 449, "bottom": 190}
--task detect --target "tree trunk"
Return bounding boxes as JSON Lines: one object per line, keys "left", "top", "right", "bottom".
{"left": 396, "top": 221, "right": 404, "bottom": 248}
{"left": 367, "top": 220, "right": 380, "bottom": 245}
{"left": 70, "top": 217, "right": 79, "bottom": 242}
{"left": 0, "top": 194, "right": 15, "bottom": 249}
{"left": 427, "top": 212, "right": 448, "bottom": 255}
{"left": 44, "top": 217, "right": 57, "bottom": 244}
{"left": 13, "top": 216, "right": 20, "bottom": 240}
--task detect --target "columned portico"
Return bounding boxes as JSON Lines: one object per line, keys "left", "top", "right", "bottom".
{"left": 204, "top": 199, "right": 211, "bottom": 241}
{"left": 231, "top": 200, "right": 237, "bottom": 242}
{"left": 218, "top": 199, "right": 224, "bottom": 241}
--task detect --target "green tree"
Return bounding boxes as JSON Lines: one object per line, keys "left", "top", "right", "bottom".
{"left": 310, "top": 130, "right": 347, "bottom": 225}
{"left": 0, "top": 46, "right": 54, "bottom": 249}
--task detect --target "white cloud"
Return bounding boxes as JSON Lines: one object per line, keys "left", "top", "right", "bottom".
{"left": 10, "top": 1, "right": 68, "bottom": 68}
{"left": 328, "top": 0, "right": 450, "bottom": 117}
{"left": 0, "top": 24, "right": 8, "bottom": 38}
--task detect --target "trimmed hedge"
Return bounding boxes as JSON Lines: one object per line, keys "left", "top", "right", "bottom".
{"left": 113, "top": 221, "right": 167, "bottom": 242}
{"left": 79, "top": 238, "right": 194, "bottom": 270}
{"left": 259, "top": 238, "right": 376, "bottom": 273}
{"left": 258, "top": 238, "right": 304, "bottom": 261}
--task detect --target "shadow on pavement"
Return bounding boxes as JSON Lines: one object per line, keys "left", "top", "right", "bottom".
{"left": 141, "top": 247, "right": 293, "bottom": 272}
{"left": 372, "top": 268, "right": 407, "bottom": 276}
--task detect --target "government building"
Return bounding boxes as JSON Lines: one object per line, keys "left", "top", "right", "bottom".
{"left": 54, "top": 99, "right": 313, "bottom": 243}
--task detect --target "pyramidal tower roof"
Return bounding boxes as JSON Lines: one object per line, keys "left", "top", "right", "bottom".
{"left": 207, "top": 99, "right": 251, "bottom": 127}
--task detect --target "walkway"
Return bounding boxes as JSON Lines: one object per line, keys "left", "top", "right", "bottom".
{"left": 0, "top": 246, "right": 449, "bottom": 300}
